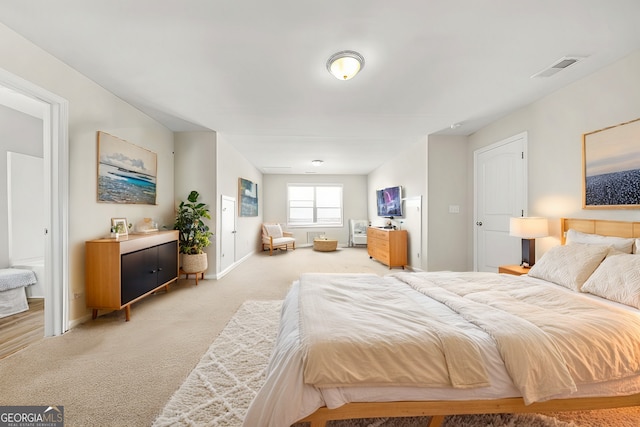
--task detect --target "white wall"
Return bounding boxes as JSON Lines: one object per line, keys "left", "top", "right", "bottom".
{"left": 174, "top": 131, "right": 217, "bottom": 276}
{"left": 368, "top": 138, "right": 427, "bottom": 269}
{"left": 427, "top": 135, "right": 469, "bottom": 271}
{"left": 262, "top": 174, "right": 368, "bottom": 247}
{"left": 0, "top": 23, "right": 175, "bottom": 322}
{"left": 467, "top": 49, "right": 640, "bottom": 263}
{"left": 216, "top": 135, "right": 263, "bottom": 260}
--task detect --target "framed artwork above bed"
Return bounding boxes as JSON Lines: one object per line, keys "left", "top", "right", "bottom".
{"left": 583, "top": 117, "right": 640, "bottom": 209}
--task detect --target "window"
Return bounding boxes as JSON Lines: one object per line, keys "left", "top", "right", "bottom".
{"left": 287, "top": 184, "right": 343, "bottom": 227}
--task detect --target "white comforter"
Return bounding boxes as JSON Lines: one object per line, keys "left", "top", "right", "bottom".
{"left": 299, "top": 273, "right": 489, "bottom": 389}
{"left": 243, "top": 272, "right": 640, "bottom": 427}
{"left": 0, "top": 268, "right": 36, "bottom": 292}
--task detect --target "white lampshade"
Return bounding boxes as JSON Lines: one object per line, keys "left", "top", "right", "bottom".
{"left": 509, "top": 217, "right": 549, "bottom": 239}
{"left": 326, "top": 51, "right": 364, "bottom": 81}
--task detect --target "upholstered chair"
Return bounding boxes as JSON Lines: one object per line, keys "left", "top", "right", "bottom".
{"left": 349, "top": 219, "right": 368, "bottom": 247}
{"left": 262, "top": 223, "right": 296, "bottom": 255}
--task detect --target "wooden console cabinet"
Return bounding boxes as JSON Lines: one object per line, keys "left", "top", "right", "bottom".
{"left": 367, "top": 227, "right": 408, "bottom": 269}
{"left": 85, "top": 231, "right": 179, "bottom": 321}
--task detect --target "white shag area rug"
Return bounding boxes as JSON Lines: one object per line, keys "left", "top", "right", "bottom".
{"left": 153, "top": 300, "right": 640, "bottom": 427}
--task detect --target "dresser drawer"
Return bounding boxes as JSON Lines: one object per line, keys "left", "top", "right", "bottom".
{"left": 367, "top": 227, "right": 388, "bottom": 240}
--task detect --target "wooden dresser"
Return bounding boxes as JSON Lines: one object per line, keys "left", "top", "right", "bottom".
{"left": 367, "top": 227, "right": 408, "bottom": 269}
{"left": 85, "top": 230, "right": 179, "bottom": 321}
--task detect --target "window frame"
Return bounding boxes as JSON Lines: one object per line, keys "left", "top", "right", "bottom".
{"left": 286, "top": 183, "right": 344, "bottom": 228}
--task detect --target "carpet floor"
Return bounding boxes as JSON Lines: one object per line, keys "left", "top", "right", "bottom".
{"left": 153, "top": 300, "right": 640, "bottom": 427}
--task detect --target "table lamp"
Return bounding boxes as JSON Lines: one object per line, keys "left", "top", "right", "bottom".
{"left": 509, "top": 217, "right": 548, "bottom": 268}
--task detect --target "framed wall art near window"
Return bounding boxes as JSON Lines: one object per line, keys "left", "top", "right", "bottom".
{"left": 238, "top": 178, "right": 258, "bottom": 217}
{"left": 97, "top": 131, "right": 157, "bottom": 204}
{"left": 583, "top": 117, "right": 640, "bottom": 209}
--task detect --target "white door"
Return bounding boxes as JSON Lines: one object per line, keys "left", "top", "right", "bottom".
{"left": 220, "top": 196, "right": 236, "bottom": 272}
{"left": 474, "top": 132, "right": 527, "bottom": 272}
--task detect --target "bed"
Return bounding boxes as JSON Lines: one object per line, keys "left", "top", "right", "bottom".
{"left": 0, "top": 268, "right": 37, "bottom": 318}
{"left": 243, "top": 218, "right": 640, "bottom": 427}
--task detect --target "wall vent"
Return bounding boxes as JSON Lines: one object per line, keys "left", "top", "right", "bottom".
{"left": 531, "top": 56, "right": 585, "bottom": 78}
{"left": 307, "top": 232, "right": 325, "bottom": 243}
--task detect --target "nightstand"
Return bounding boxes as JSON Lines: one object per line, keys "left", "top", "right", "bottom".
{"left": 498, "top": 264, "right": 530, "bottom": 276}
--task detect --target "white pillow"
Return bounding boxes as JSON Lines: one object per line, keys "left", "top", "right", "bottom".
{"left": 263, "top": 224, "right": 283, "bottom": 239}
{"left": 582, "top": 253, "right": 640, "bottom": 309}
{"left": 565, "top": 229, "right": 635, "bottom": 254}
{"left": 634, "top": 238, "right": 640, "bottom": 254}
{"left": 528, "top": 243, "right": 610, "bottom": 291}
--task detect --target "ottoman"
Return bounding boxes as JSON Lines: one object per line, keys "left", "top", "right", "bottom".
{"left": 313, "top": 238, "right": 338, "bottom": 252}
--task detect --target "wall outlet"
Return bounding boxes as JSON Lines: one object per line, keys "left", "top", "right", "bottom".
{"left": 448, "top": 205, "right": 460, "bottom": 214}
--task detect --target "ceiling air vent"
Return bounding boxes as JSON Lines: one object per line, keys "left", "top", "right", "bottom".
{"left": 531, "top": 56, "right": 585, "bottom": 78}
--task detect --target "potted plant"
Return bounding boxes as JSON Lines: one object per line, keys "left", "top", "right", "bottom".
{"left": 174, "top": 190, "right": 213, "bottom": 273}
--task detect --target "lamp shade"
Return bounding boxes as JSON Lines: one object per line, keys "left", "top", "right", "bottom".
{"left": 509, "top": 217, "right": 549, "bottom": 239}
{"left": 326, "top": 51, "right": 364, "bottom": 80}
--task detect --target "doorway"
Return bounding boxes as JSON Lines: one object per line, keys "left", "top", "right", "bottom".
{"left": 474, "top": 132, "right": 527, "bottom": 272}
{"left": 0, "top": 69, "right": 69, "bottom": 337}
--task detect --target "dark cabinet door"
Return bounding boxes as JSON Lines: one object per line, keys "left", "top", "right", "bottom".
{"left": 157, "top": 241, "right": 178, "bottom": 286}
{"left": 120, "top": 246, "right": 158, "bottom": 305}
{"left": 120, "top": 241, "right": 178, "bottom": 306}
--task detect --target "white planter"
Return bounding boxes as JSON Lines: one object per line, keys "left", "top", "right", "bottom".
{"left": 182, "top": 253, "right": 208, "bottom": 273}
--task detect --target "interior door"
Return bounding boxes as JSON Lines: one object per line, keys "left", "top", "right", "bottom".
{"left": 220, "top": 196, "right": 236, "bottom": 272}
{"left": 474, "top": 132, "right": 527, "bottom": 272}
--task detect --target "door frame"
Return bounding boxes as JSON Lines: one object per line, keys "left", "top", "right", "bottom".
{"left": 0, "top": 68, "right": 69, "bottom": 336}
{"left": 473, "top": 132, "right": 528, "bottom": 271}
{"left": 218, "top": 195, "right": 237, "bottom": 277}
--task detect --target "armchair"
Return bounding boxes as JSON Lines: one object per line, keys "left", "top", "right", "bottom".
{"left": 262, "top": 223, "right": 296, "bottom": 255}
{"left": 349, "top": 219, "right": 368, "bottom": 247}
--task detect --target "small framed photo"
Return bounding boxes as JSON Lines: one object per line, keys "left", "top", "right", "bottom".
{"left": 111, "top": 218, "right": 129, "bottom": 236}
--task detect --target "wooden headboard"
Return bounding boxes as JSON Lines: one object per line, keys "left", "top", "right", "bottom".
{"left": 560, "top": 218, "right": 640, "bottom": 244}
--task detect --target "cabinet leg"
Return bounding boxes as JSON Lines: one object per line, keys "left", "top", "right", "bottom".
{"left": 125, "top": 305, "right": 131, "bottom": 321}
{"left": 92, "top": 309, "right": 98, "bottom": 320}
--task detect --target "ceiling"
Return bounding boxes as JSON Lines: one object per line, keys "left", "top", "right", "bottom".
{"left": 2, "top": 1, "right": 640, "bottom": 175}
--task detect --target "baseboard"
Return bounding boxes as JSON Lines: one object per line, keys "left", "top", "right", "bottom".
{"left": 69, "top": 312, "right": 93, "bottom": 329}
{"left": 213, "top": 250, "right": 255, "bottom": 279}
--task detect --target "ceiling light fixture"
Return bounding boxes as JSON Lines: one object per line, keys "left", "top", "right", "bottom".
{"left": 326, "top": 50, "right": 365, "bottom": 80}
{"left": 311, "top": 160, "right": 324, "bottom": 166}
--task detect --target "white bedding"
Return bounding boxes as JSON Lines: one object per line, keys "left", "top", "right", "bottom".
{"left": 0, "top": 268, "right": 37, "bottom": 318}
{"left": 243, "top": 272, "right": 640, "bottom": 427}
{"left": 0, "top": 268, "right": 37, "bottom": 292}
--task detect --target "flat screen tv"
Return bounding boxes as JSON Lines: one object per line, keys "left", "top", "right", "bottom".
{"left": 376, "top": 185, "right": 403, "bottom": 218}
